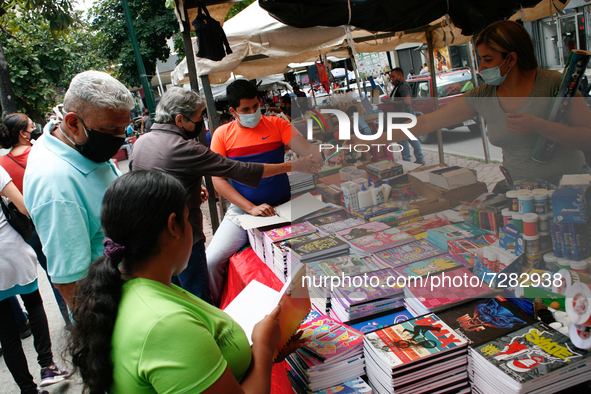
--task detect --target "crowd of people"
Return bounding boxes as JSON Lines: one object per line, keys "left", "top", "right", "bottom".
{"left": 0, "top": 69, "right": 320, "bottom": 393}
{"left": 1, "top": 19, "right": 591, "bottom": 394}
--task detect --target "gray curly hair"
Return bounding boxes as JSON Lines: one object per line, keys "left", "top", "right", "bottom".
{"left": 63, "top": 71, "right": 134, "bottom": 115}
{"left": 155, "top": 87, "right": 206, "bottom": 124}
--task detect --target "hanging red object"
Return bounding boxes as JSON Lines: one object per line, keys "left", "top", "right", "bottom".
{"left": 315, "top": 62, "right": 330, "bottom": 94}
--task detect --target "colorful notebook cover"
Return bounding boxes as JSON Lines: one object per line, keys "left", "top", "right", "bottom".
{"left": 405, "top": 267, "right": 493, "bottom": 310}
{"left": 347, "top": 227, "right": 414, "bottom": 253}
{"left": 315, "top": 217, "right": 367, "bottom": 234}
{"left": 264, "top": 222, "right": 317, "bottom": 243}
{"left": 336, "top": 221, "right": 391, "bottom": 240}
{"left": 307, "top": 211, "right": 355, "bottom": 227}
{"left": 427, "top": 223, "right": 492, "bottom": 250}
{"left": 437, "top": 295, "right": 536, "bottom": 346}
{"left": 364, "top": 313, "right": 468, "bottom": 369}
{"left": 299, "top": 315, "right": 363, "bottom": 359}
{"left": 394, "top": 253, "right": 471, "bottom": 278}
{"left": 352, "top": 202, "right": 400, "bottom": 220}
{"left": 274, "top": 264, "right": 312, "bottom": 361}
{"left": 274, "top": 233, "right": 322, "bottom": 255}
{"left": 397, "top": 217, "right": 450, "bottom": 237}
{"left": 306, "top": 254, "right": 372, "bottom": 279}
{"left": 290, "top": 235, "right": 349, "bottom": 260}
{"left": 333, "top": 268, "right": 404, "bottom": 306}
{"left": 348, "top": 308, "right": 414, "bottom": 334}
{"left": 373, "top": 239, "right": 446, "bottom": 267}
{"left": 473, "top": 321, "right": 591, "bottom": 385}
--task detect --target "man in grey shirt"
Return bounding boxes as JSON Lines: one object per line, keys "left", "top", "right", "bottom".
{"left": 130, "top": 87, "right": 319, "bottom": 303}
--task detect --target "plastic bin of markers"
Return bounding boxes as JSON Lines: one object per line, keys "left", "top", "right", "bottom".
{"left": 472, "top": 225, "right": 524, "bottom": 289}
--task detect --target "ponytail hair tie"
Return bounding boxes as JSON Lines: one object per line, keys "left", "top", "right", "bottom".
{"left": 103, "top": 237, "right": 126, "bottom": 263}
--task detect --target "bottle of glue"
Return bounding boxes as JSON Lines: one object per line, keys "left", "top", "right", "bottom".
{"left": 358, "top": 184, "right": 373, "bottom": 209}
{"left": 382, "top": 180, "right": 392, "bottom": 203}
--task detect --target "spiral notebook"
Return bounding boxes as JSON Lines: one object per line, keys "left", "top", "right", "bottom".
{"left": 223, "top": 263, "right": 310, "bottom": 360}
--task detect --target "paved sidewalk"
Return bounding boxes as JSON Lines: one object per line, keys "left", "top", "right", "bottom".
{"left": 0, "top": 152, "right": 501, "bottom": 393}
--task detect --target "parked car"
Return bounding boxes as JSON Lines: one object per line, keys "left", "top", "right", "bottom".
{"left": 380, "top": 68, "right": 485, "bottom": 143}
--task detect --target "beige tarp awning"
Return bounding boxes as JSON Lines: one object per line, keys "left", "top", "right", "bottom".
{"left": 171, "top": 1, "right": 475, "bottom": 86}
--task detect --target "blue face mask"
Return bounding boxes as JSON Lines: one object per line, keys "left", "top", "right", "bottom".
{"left": 480, "top": 56, "right": 512, "bottom": 86}
{"left": 238, "top": 106, "right": 262, "bottom": 128}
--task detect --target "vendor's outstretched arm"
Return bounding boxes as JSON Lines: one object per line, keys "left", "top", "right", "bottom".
{"left": 371, "top": 96, "right": 477, "bottom": 145}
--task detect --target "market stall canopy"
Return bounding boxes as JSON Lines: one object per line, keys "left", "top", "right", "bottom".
{"left": 171, "top": 1, "right": 475, "bottom": 85}
{"left": 259, "top": 0, "right": 562, "bottom": 36}
{"left": 171, "top": 1, "right": 347, "bottom": 85}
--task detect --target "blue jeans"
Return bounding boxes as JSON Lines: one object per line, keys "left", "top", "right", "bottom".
{"left": 205, "top": 204, "right": 249, "bottom": 306}
{"left": 399, "top": 139, "right": 424, "bottom": 163}
{"left": 172, "top": 240, "right": 213, "bottom": 305}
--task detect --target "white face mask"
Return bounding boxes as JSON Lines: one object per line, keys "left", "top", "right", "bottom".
{"left": 480, "top": 56, "right": 512, "bottom": 86}
{"left": 237, "top": 107, "right": 262, "bottom": 128}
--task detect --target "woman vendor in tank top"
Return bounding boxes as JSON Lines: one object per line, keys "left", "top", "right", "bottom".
{"left": 377, "top": 20, "right": 591, "bottom": 190}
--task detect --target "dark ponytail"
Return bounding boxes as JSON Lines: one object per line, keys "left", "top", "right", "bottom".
{"left": 68, "top": 170, "right": 187, "bottom": 394}
{"left": 0, "top": 113, "right": 29, "bottom": 149}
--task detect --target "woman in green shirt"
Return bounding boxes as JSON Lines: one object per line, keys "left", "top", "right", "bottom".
{"left": 68, "top": 170, "right": 281, "bottom": 394}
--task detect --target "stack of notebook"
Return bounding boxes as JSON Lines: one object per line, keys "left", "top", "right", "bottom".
{"left": 305, "top": 254, "right": 375, "bottom": 315}
{"left": 287, "top": 315, "right": 365, "bottom": 392}
{"left": 364, "top": 313, "right": 470, "bottom": 394}
{"left": 331, "top": 268, "right": 405, "bottom": 322}
{"left": 289, "top": 235, "right": 350, "bottom": 266}
{"left": 404, "top": 267, "right": 493, "bottom": 316}
{"left": 263, "top": 223, "right": 317, "bottom": 275}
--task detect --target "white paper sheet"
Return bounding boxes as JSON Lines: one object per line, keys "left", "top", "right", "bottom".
{"left": 237, "top": 192, "right": 326, "bottom": 230}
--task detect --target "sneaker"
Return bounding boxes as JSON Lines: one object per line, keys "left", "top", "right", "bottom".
{"left": 494, "top": 341, "right": 529, "bottom": 361}
{"left": 19, "top": 320, "right": 32, "bottom": 339}
{"left": 40, "top": 363, "right": 69, "bottom": 387}
{"left": 38, "top": 390, "right": 49, "bottom": 394}
{"left": 414, "top": 160, "right": 425, "bottom": 165}
{"left": 507, "top": 356, "right": 544, "bottom": 372}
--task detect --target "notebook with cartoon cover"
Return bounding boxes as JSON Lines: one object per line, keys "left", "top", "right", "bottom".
{"left": 364, "top": 313, "right": 468, "bottom": 369}
{"left": 473, "top": 321, "right": 591, "bottom": 389}
{"left": 437, "top": 295, "right": 536, "bottom": 346}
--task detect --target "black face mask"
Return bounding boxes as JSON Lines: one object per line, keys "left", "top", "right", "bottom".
{"left": 30, "top": 124, "right": 42, "bottom": 141}
{"left": 62, "top": 119, "right": 126, "bottom": 163}
{"left": 182, "top": 116, "right": 204, "bottom": 140}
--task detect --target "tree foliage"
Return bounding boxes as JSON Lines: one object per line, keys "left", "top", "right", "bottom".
{"left": 0, "top": 8, "right": 103, "bottom": 122}
{"left": 225, "top": 0, "right": 255, "bottom": 21}
{"left": 90, "top": 0, "right": 179, "bottom": 88}
{"left": 0, "top": 0, "right": 75, "bottom": 116}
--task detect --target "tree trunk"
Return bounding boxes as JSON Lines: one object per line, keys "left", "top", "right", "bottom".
{"left": 0, "top": 39, "right": 17, "bottom": 117}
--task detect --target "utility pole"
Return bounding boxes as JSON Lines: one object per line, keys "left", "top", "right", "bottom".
{"left": 121, "top": 0, "right": 156, "bottom": 114}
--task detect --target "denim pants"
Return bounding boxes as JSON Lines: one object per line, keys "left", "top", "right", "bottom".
{"left": 172, "top": 240, "right": 213, "bottom": 305}
{"left": 0, "top": 290, "right": 53, "bottom": 394}
{"left": 205, "top": 204, "right": 249, "bottom": 306}
{"left": 399, "top": 139, "right": 424, "bottom": 163}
